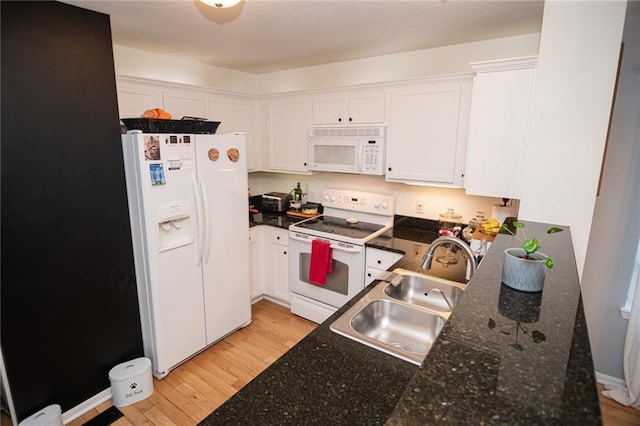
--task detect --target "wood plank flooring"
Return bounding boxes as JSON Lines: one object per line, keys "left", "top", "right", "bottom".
{"left": 2, "top": 300, "right": 639, "bottom": 425}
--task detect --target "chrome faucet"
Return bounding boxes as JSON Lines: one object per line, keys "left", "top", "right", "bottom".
{"left": 424, "top": 288, "right": 454, "bottom": 311}
{"left": 420, "top": 236, "right": 477, "bottom": 279}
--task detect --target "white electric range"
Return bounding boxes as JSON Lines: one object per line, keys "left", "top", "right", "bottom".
{"left": 288, "top": 189, "right": 395, "bottom": 323}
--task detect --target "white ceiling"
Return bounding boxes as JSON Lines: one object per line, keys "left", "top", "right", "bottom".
{"left": 63, "top": 0, "right": 549, "bottom": 74}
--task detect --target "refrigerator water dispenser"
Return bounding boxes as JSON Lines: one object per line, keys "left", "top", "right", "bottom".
{"left": 156, "top": 200, "right": 193, "bottom": 252}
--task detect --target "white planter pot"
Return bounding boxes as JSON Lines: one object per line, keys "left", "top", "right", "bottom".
{"left": 502, "top": 248, "right": 547, "bottom": 292}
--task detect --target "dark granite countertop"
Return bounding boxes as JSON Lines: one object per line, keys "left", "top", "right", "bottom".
{"left": 249, "top": 211, "right": 300, "bottom": 230}
{"left": 202, "top": 219, "right": 600, "bottom": 425}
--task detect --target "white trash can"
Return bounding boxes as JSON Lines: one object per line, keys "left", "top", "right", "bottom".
{"left": 19, "top": 404, "right": 63, "bottom": 426}
{"left": 108, "top": 357, "right": 153, "bottom": 407}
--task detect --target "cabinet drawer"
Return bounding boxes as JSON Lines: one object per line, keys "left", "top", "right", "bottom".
{"left": 270, "top": 228, "right": 289, "bottom": 246}
{"left": 365, "top": 248, "right": 403, "bottom": 269}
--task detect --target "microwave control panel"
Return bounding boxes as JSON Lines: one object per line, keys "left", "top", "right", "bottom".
{"left": 363, "top": 138, "right": 384, "bottom": 174}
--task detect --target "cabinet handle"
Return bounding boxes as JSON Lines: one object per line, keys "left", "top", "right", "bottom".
{"left": 388, "top": 167, "right": 392, "bottom": 172}
{"left": 367, "top": 273, "right": 372, "bottom": 277}
{"left": 277, "top": 236, "right": 280, "bottom": 240}
{"left": 461, "top": 173, "right": 465, "bottom": 178}
{"left": 377, "top": 260, "right": 382, "bottom": 264}
{"left": 338, "top": 118, "right": 342, "bottom": 122}
{"left": 284, "top": 251, "right": 287, "bottom": 255}
{"left": 303, "top": 162, "right": 307, "bottom": 166}
{"left": 348, "top": 117, "right": 352, "bottom": 122}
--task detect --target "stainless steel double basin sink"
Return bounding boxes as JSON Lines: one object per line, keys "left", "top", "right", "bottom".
{"left": 330, "top": 268, "right": 466, "bottom": 365}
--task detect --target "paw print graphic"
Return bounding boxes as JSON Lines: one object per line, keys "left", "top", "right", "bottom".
{"left": 130, "top": 382, "right": 138, "bottom": 389}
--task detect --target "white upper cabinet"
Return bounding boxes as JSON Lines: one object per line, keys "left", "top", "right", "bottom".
{"left": 263, "top": 95, "right": 310, "bottom": 173}
{"left": 116, "top": 82, "right": 162, "bottom": 118}
{"left": 311, "top": 89, "right": 386, "bottom": 126}
{"left": 385, "top": 77, "right": 472, "bottom": 187}
{"left": 464, "top": 56, "right": 537, "bottom": 199}
{"left": 162, "top": 89, "right": 209, "bottom": 119}
{"left": 208, "top": 96, "right": 260, "bottom": 171}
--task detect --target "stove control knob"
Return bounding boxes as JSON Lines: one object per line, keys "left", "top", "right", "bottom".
{"left": 381, "top": 201, "right": 389, "bottom": 210}
{"left": 374, "top": 201, "right": 381, "bottom": 208}
{"left": 324, "top": 194, "right": 330, "bottom": 202}
{"left": 331, "top": 195, "right": 337, "bottom": 202}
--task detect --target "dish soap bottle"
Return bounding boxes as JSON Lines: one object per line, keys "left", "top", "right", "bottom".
{"left": 293, "top": 182, "right": 303, "bottom": 202}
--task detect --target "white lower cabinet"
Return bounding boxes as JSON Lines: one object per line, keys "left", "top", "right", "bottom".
{"left": 249, "top": 226, "right": 265, "bottom": 300}
{"left": 365, "top": 247, "right": 404, "bottom": 286}
{"left": 266, "top": 227, "right": 290, "bottom": 302}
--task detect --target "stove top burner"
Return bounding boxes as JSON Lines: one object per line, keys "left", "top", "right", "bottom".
{"left": 292, "top": 215, "right": 387, "bottom": 241}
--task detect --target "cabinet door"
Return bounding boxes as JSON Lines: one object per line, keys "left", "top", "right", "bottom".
{"left": 271, "top": 243, "right": 290, "bottom": 302}
{"left": 268, "top": 228, "right": 290, "bottom": 302}
{"left": 249, "top": 226, "right": 264, "bottom": 300}
{"left": 347, "top": 89, "right": 386, "bottom": 124}
{"left": 162, "top": 89, "right": 209, "bottom": 119}
{"left": 365, "top": 247, "right": 404, "bottom": 286}
{"left": 209, "top": 96, "right": 260, "bottom": 171}
{"left": 311, "top": 94, "right": 344, "bottom": 125}
{"left": 265, "top": 96, "right": 310, "bottom": 172}
{"left": 464, "top": 57, "right": 537, "bottom": 199}
{"left": 116, "top": 82, "right": 163, "bottom": 118}
{"left": 386, "top": 80, "right": 471, "bottom": 187}
{"left": 311, "top": 89, "right": 386, "bottom": 125}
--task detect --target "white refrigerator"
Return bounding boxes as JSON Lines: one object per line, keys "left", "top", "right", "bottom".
{"left": 121, "top": 130, "right": 251, "bottom": 379}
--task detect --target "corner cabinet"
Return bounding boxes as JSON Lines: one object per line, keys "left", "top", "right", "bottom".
{"left": 311, "top": 88, "right": 386, "bottom": 126}
{"left": 464, "top": 57, "right": 537, "bottom": 199}
{"left": 385, "top": 77, "right": 472, "bottom": 187}
{"left": 262, "top": 95, "right": 310, "bottom": 173}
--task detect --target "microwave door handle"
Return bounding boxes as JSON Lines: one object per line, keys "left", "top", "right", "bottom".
{"left": 357, "top": 141, "right": 364, "bottom": 171}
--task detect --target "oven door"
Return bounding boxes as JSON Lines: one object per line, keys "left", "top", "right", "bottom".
{"left": 288, "top": 231, "right": 365, "bottom": 309}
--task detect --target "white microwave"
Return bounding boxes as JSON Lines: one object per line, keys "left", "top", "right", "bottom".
{"left": 308, "top": 127, "right": 386, "bottom": 175}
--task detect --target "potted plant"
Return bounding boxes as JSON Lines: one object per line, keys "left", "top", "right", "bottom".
{"left": 499, "top": 221, "right": 563, "bottom": 292}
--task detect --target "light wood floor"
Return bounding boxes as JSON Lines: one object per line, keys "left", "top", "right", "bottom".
{"left": 3, "top": 300, "right": 639, "bottom": 425}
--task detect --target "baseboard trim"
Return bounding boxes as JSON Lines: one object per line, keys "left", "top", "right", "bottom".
{"left": 62, "top": 388, "right": 111, "bottom": 424}
{"left": 253, "top": 294, "right": 290, "bottom": 309}
{"left": 596, "top": 371, "right": 626, "bottom": 388}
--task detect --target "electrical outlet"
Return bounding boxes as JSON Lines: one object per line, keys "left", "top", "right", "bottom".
{"left": 416, "top": 201, "right": 424, "bottom": 214}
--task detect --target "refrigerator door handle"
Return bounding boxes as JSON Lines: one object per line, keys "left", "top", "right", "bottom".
{"left": 199, "top": 172, "right": 212, "bottom": 264}
{"left": 192, "top": 174, "right": 204, "bottom": 267}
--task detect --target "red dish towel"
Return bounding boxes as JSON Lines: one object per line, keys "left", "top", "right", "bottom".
{"left": 309, "top": 239, "right": 333, "bottom": 286}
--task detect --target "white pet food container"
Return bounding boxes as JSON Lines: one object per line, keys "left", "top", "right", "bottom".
{"left": 19, "top": 404, "right": 63, "bottom": 426}
{"left": 108, "top": 357, "right": 153, "bottom": 407}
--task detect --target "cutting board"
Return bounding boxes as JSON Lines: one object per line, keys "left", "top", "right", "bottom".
{"left": 286, "top": 210, "right": 320, "bottom": 219}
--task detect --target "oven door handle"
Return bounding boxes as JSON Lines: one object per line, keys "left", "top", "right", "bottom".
{"left": 289, "top": 234, "right": 363, "bottom": 253}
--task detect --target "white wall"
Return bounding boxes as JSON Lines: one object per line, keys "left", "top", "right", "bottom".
{"left": 581, "top": 15, "right": 640, "bottom": 381}
{"left": 255, "top": 34, "right": 540, "bottom": 94}
{"left": 248, "top": 172, "right": 506, "bottom": 225}
{"left": 113, "top": 45, "right": 258, "bottom": 94}
{"left": 113, "top": 34, "right": 539, "bottom": 94}
{"left": 518, "top": 0, "right": 627, "bottom": 278}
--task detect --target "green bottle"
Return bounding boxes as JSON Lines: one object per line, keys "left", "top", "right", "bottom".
{"left": 294, "top": 182, "right": 302, "bottom": 201}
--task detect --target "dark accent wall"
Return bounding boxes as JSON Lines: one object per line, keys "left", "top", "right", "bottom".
{"left": 1, "top": 1, "right": 143, "bottom": 421}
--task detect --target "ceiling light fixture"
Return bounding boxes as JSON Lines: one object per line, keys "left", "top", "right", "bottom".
{"left": 200, "top": 0, "right": 241, "bottom": 8}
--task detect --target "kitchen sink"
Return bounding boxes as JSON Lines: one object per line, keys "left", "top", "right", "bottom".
{"left": 330, "top": 271, "right": 465, "bottom": 365}
{"left": 350, "top": 299, "right": 444, "bottom": 355}
{"left": 384, "top": 268, "right": 466, "bottom": 313}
